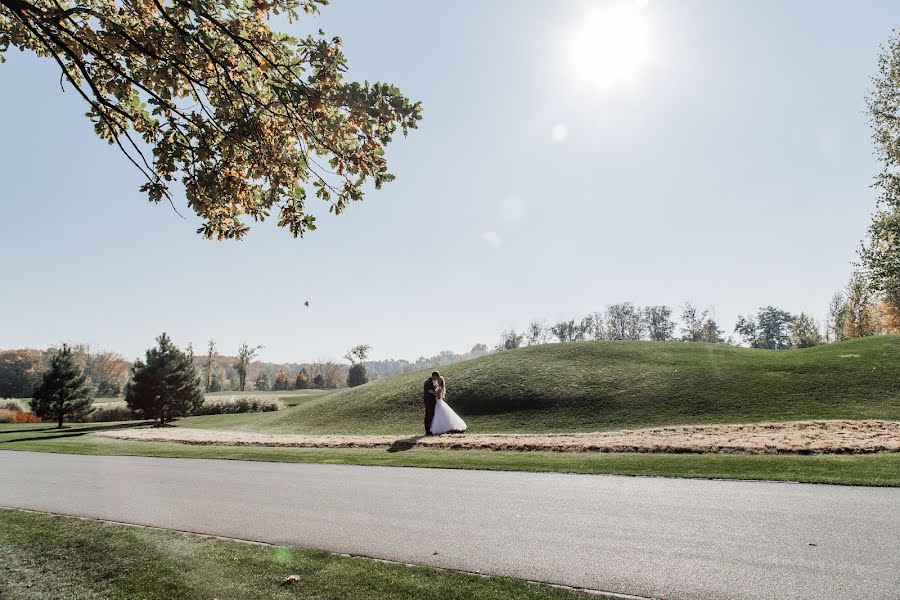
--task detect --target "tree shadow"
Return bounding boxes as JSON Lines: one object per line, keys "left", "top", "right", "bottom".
{"left": 387, "top": 436, "right": 423, "bottom": 453}
{"left": 0, "top": 421, "right": 151, "bottom": 444}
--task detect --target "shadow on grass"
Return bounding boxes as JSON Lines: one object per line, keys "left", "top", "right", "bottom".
{"left": 0, "top": 421, "right": 151, "bottom": 443}
{"left": 387, "top": 437, "right": 423, "bottom": 453}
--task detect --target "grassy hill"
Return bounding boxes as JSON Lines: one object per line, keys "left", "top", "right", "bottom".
{"left": 180, "top": 337, "right": 900, "bottom": 435}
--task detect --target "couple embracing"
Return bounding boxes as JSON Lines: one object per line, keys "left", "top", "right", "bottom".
{"left": 423, "top": 371, "right": 467, "bottom": 436}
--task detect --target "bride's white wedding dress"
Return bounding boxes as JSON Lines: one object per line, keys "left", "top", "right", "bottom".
{"left": 430, "top": 385, "right": 467, "bottom": 435}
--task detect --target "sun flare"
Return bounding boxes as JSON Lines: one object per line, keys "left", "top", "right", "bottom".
{"left": 565, "top": 2, "right": 655, "bottom": 91}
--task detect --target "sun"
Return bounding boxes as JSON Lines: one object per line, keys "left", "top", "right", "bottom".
{"left": 564, "top": 2, "right": 654, "bottom": 91}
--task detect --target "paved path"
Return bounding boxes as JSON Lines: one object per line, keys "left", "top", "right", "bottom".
{"left": 1, "top": 451, "right": 897, "bottom": 599}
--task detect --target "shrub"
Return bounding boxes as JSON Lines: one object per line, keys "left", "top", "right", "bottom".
{"left": 14, "top": 412, "right": 42, "bottom": 423}
{"left": 85, "top": 403, "right": 135, "bottom": 423}
{"left": 1, "top": 409, "right": 42, "bottom": 423}
{"left": 0, "top": 399, "right": 25, "bottom": 412}
{"left": 193, "top": 395, "right": 283, "bottom": 416}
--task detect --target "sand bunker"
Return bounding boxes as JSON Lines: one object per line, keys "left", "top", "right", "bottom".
{"left": 95, "top": 420, "right": 900, "bottom": 454}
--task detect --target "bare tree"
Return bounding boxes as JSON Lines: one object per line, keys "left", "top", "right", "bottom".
{"left": 680, "top": 302, "right": 725, "bottom": 343}
{"left": 316, "top": 361, "right": 347, "bottom": 388}
{"left": 605, "top": 303, "right": 644, "bottom": 340}
{"left": 586, "top": 311, "right": 606, "bottom": 339}
{"left": 70, "top": 344, "right": 130, "bottom": 396}
{"left": 497, "top": 329, "right": 524, "bottom": 350}
{"left": 550, "top": 320, "right": 577, "bottom": 342}
{"left": 525, "top": 320, "right": 548, "bottom": 345}
{"left": 234, "top": 343, "right": 263, "bottom": 392}
{"left": 644, "top": 305, "right": 675, "bottom": 341}
{"left": 344, "top": 344, "right": 372, "bottom": 365}
{"left": 576, "top": 313, "right": 603, "bottom": 341}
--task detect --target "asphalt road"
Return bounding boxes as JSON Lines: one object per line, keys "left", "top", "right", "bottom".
{"left": 1, "top": 451, "right": 897, "bottom": 599}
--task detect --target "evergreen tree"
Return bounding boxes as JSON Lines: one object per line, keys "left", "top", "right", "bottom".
{"left": 255, "top": 372, "right": 271, "bottom": 391}
{"left": 125, "top": 333, "right": 204, "bottom": 426}
{"left": 32, "top": 344, "right": 93, "bottom": 428}
{"left": 204, "top": 339, "right": 217, "bottom": 393}
{"left": 347, "top": 364, "right": 368, "bottom": 387}
{"left": 294, "top": 368, "right": 310, "bottom": 390}
{"left": 312, "top": 374, "right": 325, "bottom": 389}
{"left": 209, "top": 368, "right": 224, "bottom": 392}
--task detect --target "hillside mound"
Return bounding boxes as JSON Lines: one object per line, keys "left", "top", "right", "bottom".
{"left": 183, "top": 337, "right": 900, "bottom": 435}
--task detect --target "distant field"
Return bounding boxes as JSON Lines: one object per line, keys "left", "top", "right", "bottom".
{"left": 204, "top": 389, "right": 337, "bottom": 407}
{"left": 178, "top": 337, "right": 900, "bottom": 435}
{"left": 13, "top": 389, "right": 337, "bottom": 410}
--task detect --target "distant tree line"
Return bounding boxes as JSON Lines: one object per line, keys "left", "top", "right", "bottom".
{"left": 495, "top": 280, "right": 900, "bottom": 353}
{"left": 0, "top": 345, "right": 129, "bottom": 399}
{"left": 363, "top": 344, "right": 491, "bottom": 379}
{"left": 496, "top": 302, "right": 726, "bottom": 350}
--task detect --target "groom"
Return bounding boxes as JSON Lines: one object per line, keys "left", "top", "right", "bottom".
{"left": 422, "top": 371, "right": 439, "bottom": 436}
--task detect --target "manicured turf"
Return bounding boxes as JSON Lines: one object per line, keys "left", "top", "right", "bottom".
{"left": 176, "top": 337, "right": 900, "bottom": 435}
{"left": 2, "top": 423, "right": 898, "bottom": 486}
{"left": 0, "top": 509, "right": 594, "bottom": 600}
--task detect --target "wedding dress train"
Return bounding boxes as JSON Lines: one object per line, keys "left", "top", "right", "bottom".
{"left": 430, "top": 398, "right": 467, "bottom": 435}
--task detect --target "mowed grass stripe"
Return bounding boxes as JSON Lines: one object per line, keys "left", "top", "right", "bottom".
{"left": 1, "top": 424, "right": 898, "bottom": 486}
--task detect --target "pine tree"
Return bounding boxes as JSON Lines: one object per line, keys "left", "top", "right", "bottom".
{"left": 204, "top": 339, "right": 217, "bottom": 393}
{"left": 347, "top": 364, "right": 368, "bottom": 387}
{"left": 209, "top": 368, "right": 224, "bottom": 392}
{"left": 255, "top": 372, "right": 271, "bottom": 391}
{"left": 32, "top": 344, "right": 93, "bottom": 428}
{"left": 125, "top": 333, "right": 204, "bottom": 426}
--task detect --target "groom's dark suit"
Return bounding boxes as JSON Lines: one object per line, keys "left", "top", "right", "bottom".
{"left": 423, "top": 378, "right": 437, "bottom": 436}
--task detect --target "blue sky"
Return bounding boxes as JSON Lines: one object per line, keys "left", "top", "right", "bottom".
{"left": 1, "top": 0, "right": 897, "bottom": 363}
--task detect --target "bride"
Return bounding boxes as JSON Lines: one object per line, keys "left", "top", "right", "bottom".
{"left": 430, "top": 375, "right": 467, "bottom": 435}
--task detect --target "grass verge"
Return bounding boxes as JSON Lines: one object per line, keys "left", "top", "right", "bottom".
{"left": 0, "top": 508, "right": 595, "bottom": 600}
{"left": 2, "top": 423, "right": 898, "bottom": 486}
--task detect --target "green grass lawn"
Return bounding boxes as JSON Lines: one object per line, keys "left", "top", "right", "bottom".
{"left": 2, "top": 423, "right": 898, "bottom": 486}
{"left": 0, "top": 509, "right": 595, "bottom": 600}
{"left": 3, "top": 338, "right": 897, "bottom": 486}
{"left": 175, "top": 336, "right": 900, "bottom": 435}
